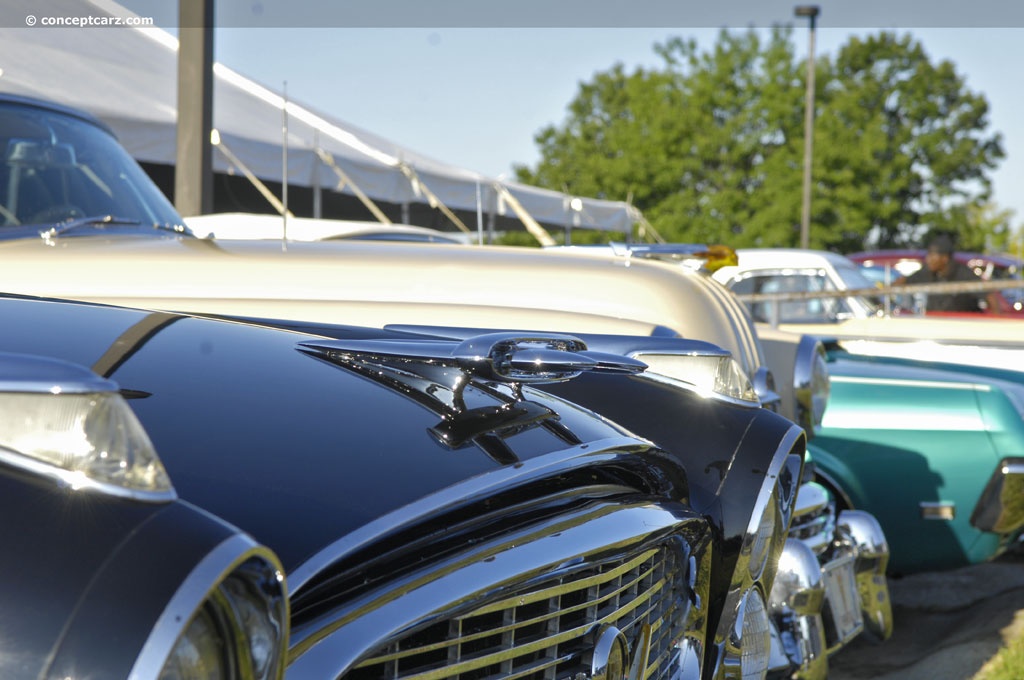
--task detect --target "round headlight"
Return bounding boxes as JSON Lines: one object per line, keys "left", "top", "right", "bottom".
{"left": 132, "top": 538, "right": 288, "bottom": 680}
{"left": 221, "top": 566, "right": 289, "bottom": 678}
{"left": 159, "top": 604, "right": 231, "bottom": 679}
{"left": 739, "top": 589, "right": 771, "bottom": 680}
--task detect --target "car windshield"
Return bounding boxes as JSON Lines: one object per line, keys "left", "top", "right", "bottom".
{"left": 833, "top": 262, "right": 883, "bottom": 315}
{"left": 0, "top": 101, "right": 184, "bottom": 236}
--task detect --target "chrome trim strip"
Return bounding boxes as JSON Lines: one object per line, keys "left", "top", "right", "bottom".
{"left": 0, "top": 447, "right": 177, "bottom": 503}
{"left": 0, "top": 351, "right": 118, "bottom": 394}
{"left": 829, "top": 375, "right": 991, "bottom": 391}
{"left": 920, "top": 502, "right": 956, "bottom": 521}
{"left": 287, "top": 436, "right": 657, "bottom": 592}
{"left": 744, "top": 425, "right": 805, "bottom": 528}
{"left": 714, "top": 423, "right": 805, "bottom": 643}
{"left": 287, "top": 500, "right": 702, "bottom": 678}
{"left": 127, "top": 534, "right": 285, "bottom": 679}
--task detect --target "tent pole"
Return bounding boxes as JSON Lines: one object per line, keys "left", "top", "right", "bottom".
{"left": 475, "top": 181, "right": 484, "bottom": 246}
{"left": 312, "top": 130, "right": 322, "bottom": 218}
{"left": 174, "top": 0, "right": 214, "bottom": 217}
{"left": 281, "top": 81, "right": 288, "bottom": 244}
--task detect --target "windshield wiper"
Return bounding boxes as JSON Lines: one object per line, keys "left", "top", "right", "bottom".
{"left": 38, "top": 215, "right": 193, "bottom": 242}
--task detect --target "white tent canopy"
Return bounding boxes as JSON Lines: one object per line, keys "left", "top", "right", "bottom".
{"left": 0, "top": 0, "right": 640, "bottom": 235}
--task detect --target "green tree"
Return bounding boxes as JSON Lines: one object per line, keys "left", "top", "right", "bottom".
{"left": 953, "top": 201, "right": 1017, "bottom": 252}
{"left": 516, "top": 29, "right": 1004, "bottom": 252}
{"left": 817, "top": 33, "right": 1004, "bottom": 250}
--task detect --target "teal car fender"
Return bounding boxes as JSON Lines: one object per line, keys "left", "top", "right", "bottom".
{"left": 809, "top": 349, "right": 1024, "bottom": 574}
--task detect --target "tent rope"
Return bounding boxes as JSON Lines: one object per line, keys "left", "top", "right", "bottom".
{"left": 398, "top": 162, "right": 472, "bottom": 234}
{"left": 213, "top": 137, "right": 293, "bottom": 217}
{"left": 494, "top": 184, "right": 557, "bottom": 247}
{"left": 315, "top": 148, "right": 393, "bottom": 224}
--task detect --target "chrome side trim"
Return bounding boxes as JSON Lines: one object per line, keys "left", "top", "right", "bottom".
{"left": 128, "top": 533, "right": 287, "bottom": 678}
{"left": 920, "top": 501, "right": 956, "bottom": 521}
{"left": 287, "top": 436, "right": 659, "bottom": 593}
{"left": 971, "top": 459, "right": 1024, "bottom": 534}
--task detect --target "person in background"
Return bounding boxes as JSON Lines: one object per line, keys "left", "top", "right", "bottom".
{"left": 897, "top": 233, "right": 988, "bottom": 313}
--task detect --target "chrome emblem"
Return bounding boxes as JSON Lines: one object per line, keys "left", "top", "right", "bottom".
{"left": 583, "top": 623, "right": 652, "bottom": 680}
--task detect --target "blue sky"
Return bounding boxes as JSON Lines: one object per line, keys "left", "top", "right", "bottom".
{"left": 114, "top": 1, "right": 1024, "bottom": 236}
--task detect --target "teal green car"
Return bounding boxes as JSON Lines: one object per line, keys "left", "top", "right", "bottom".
{"left": 810, "top": 347, "right": 1024, "bottom": 574}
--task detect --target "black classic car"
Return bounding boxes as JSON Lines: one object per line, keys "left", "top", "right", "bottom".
{"left": 0, "top": 92, "right": 893, "bottom": 678}
{"left": 1, "top": 292, "right": 809, "bottom": 679}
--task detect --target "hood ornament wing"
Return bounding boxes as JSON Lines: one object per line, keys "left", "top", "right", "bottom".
{"left": 298, "top": 332, "right": 648, "bottom": 460}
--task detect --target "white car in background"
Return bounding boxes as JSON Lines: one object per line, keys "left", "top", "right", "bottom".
{"left": 710, "top": 248, "right": 1024, "bottom": 369}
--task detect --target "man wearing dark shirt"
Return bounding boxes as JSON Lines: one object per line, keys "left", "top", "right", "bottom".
{"left": 899, "top": 234, "right": 986, "bottom": 313}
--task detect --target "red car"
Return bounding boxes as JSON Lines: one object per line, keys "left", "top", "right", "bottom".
{"left": 848, "top": 249, "right": 1024, "bottom": 317}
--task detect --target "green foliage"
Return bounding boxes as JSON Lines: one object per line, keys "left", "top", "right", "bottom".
{"left": 494, "top": 228, "right": 624, "bottom": 247}
{"left": 515, "top": 28, "right": 1004, "bottom": 252}
{"left": 973, "top": 626, "right": 1024, "bottom": 680}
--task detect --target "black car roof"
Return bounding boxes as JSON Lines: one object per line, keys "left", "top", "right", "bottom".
{"left": 0, "top": 92, "right": 115, "bottom": 137}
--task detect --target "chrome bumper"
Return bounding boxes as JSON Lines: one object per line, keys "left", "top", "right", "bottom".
{"left": 971, "top": 458, "right": 1024, "bottom": 536}
{"left": 767, "top": 484, "right": 893, "bottom": 679}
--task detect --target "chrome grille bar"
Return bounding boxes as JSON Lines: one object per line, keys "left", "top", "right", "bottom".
{"left": 350, "top": 547, "right": 684, "bottom": 680}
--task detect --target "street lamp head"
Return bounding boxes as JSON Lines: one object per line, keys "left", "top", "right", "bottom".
{"left": 794, "top": 5, "right": 820, "bottom": 18}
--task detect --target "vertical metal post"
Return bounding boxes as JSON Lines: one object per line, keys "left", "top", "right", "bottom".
{"left": 796, "top": 5, "right": 819, "bottom": 250}
{"left": 175, "top": 0, "right": 214, "bottom": 217}
{"left": 312, "top": 131, "right": 322, "bottom": 219}
{"left": 282, "top": 81, "right": 288, "bottom": 244}
{"left": 475, "top": 181, "right": 484, "bottom": 245}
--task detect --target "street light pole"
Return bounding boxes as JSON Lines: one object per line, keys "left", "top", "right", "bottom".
{"left": 795, "top": 5, "right": 819, "bottom": 250}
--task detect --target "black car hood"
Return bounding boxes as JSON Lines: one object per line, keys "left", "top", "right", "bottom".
{"left": 0, "top": 297, "right": 644, "bottom": 572}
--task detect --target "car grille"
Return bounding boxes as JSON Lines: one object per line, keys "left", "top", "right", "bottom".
{"left": 789, "top": 506, "right": 835, "bottom": 554}
{"left": 788, "top": 483, "right": 836, "bottom": 555}
{"left": 345, "top": 546, "right": 688, "bottom": 680}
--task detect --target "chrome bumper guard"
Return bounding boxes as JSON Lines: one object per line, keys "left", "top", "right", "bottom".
{"left": 768, "top": 486, "right": 893, "bottom": 679}
{"left": 971, "top": 458, "right": 1024, "bottom": 536}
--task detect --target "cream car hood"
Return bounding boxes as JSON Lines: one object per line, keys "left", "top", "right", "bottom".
{"left": 0, "top": 235, "right": 762, "bottom": 373}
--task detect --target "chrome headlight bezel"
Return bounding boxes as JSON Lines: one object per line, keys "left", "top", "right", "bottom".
{"left": 715, "top": 429, "right": 804, "bottom": 679}
{"left": 630, "top": 349, "right": 762, "bottom": 407}
{"left": 133, "top": 534, "right": 289, "bottom": 680}
{"left": 793, "top": 335, "right": 830, "bottom": 435}
{"left": 0, "top": 352, "right": 174, "bottom": 502}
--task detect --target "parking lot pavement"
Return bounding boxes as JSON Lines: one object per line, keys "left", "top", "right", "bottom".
{"left": 830, "top": 552, "right": 1024, "bottom": 680}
